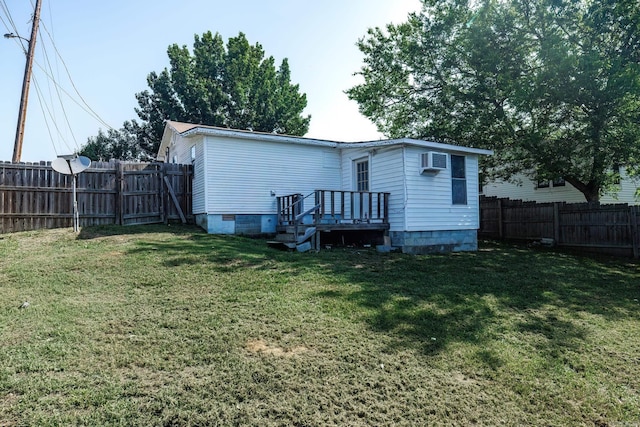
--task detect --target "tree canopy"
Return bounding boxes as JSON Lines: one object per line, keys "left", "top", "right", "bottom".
{"left": 80, "top": 31, "right": 310, "bottom": 161}
{"left": 80, "top": 128, "right": 141, "bottom": 162}
{"left": 347, "top": 0, "right": 640, "bottom": 201}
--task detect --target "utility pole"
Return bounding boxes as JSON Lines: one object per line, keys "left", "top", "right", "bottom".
{"left": 11, "top": 0, "right": 42, "bottom": 163}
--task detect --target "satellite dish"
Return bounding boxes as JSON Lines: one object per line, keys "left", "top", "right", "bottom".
{"left": 52, "top": 156, "right": 91, "bottom": 175}
{"left": 51, "top": 155, "right": 92, "bottom": 233}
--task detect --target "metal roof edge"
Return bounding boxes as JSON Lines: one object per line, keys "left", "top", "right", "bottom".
{"left": 181, "top": 126, "right": 341, "bottom": 148}
{"left": 339, "top": 138, "right": 493, "bottom": 155}
{"left": 160, "top": 122, "right": 493, "bottom": 156}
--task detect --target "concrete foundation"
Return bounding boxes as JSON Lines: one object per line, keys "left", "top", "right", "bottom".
{"left": 390, "top": 229, "right": 478, "bottom": 254}
{"left": 195, "top": 214, "right": 277, "bottom": 236}
{"left": 195, "top": 213, "right": 479, "bottom": 254}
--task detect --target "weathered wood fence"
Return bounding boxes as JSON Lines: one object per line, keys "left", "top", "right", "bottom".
{"left": 480, "top": 196, "right": 640, "bottom": 258}
{"left": 0, "top": 161, "right": 192, "bottom": 234}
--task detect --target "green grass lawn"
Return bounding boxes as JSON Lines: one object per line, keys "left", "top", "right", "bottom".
{"left": 1, "top": 225, "right": 638, "bottom": 426}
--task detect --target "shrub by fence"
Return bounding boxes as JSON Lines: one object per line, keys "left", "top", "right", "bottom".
{"left": 480, "top": 196, "right": 640, "bottom": 258}
{"left": 0, "top": 161, "right": 192, "bottom": 234}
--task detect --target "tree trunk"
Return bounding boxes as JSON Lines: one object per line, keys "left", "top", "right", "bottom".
{"left": 564, "top": 177, "right": 600, "bottom": 203}
{"left": 582, "top": 189, "right": 600, "bottom": 203}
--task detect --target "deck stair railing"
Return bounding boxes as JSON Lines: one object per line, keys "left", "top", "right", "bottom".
{"left": 277, "top": 192, "right": 321, "bottom": 244}
{"left": 277, "top": 192, "right": 322, "bottom": 225}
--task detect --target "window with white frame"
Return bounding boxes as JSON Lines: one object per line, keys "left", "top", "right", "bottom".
{"left": 355, "top": 158, "right": 369, "bottom": 192}
{"left": 451, "top": 155, "right": 467, "bottom": 205}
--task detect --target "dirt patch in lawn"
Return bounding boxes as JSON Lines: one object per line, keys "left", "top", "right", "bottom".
{"left": 245, "top": 339, "right": 310, "bottom": 357}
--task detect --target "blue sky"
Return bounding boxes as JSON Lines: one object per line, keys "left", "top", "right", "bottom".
{"left": 0, "top": 0, "right": 422, "bottom": 162}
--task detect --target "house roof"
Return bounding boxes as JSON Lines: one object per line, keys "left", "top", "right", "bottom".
{"left": 157, "top": 120, "right": 493, "bottom": 160}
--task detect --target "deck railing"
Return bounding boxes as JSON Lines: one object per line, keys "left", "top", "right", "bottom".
{"left": 277, "top": 190, "right": 390, "bottom": 227}
{"left": 314, "top": 190, "right": 390, "bottom": 225}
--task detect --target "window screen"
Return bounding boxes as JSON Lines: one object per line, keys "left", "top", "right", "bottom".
{"left": 451, "top": 155, "right": 467, "bottom": 205}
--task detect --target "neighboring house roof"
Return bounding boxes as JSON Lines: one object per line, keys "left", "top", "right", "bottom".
{"left": 157, "top": 120, "right": 493, "bottom": 161}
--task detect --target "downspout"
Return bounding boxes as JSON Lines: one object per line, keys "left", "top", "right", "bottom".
{"left": 202, "top": 136, "right": 209, "bottom": 215}
{"left": 402, "top": 145, "right": 408, "bottom": 231}
{"left": 475, "top": 156, "right": 480, "bottom": 229}
{"left": 338, "top": 146, "right": 343, "bottom": 192}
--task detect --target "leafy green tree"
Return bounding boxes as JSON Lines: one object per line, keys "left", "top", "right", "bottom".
{"left": 81, "top": 32, "right": 310, "bottom": 160}
{"left": 78, "top": 128, "right": 144, "bottom": 161}
{"left": 347, "top": 0, "right": 640, "bottom": 201}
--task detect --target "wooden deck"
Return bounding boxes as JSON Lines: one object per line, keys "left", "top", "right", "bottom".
{"left": 276, "top": 190, "right": 390, "bottom": 232}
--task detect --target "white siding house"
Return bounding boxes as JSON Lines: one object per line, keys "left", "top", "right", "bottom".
{"left": 484, "top": 170, "right": 640, "bottom": 205}
{"left": 158, "top": 121, "right": 492, "bottom": 253}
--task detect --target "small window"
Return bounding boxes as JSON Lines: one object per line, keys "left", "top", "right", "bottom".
{"left": 172, "top": 155, "right": 178, "bottom": 164}
{"left": 536, "top": 179, "right": 549, "bottom": 189}
{"left": 355, "top": 159, "right": 369, "bottom": 192}
{"left": 190, "top": 145, "right": 196, "bottom": 162}
{"left": 552, "top": 177, "right": 565, "bottom": 187}
{"left": 451, "top": 155, "right": 467, "bottom": 205}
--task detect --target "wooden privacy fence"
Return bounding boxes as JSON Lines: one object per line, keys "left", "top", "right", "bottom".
{"left": 480, "top": 196, "right": 640, "bottom": 258}
{"left": 0, "top": 161, "right": 192, "bottom": 234}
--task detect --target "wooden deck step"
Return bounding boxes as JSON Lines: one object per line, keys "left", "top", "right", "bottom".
{"left": 274, "top": 226, "right": 317, "bottom": 244}
{"left": 282, "top": 225, "right": 314, "bottom": 234}
{"left": 267, "top": 240, "right": 297, "bottom": 250}
{"left": 275, "top": 233, "right": 296, "bottom": 242}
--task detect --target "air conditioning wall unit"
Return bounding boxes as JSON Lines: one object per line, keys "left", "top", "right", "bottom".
{"left": 420, "top": 152, "right": 448, "bottom": 174}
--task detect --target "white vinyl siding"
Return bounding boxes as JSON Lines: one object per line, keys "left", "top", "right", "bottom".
{"left": 165, "top": 124, "right": 488, "bottom": 232}
{"left": 484, "top": 170, "right": 640, "bottom": 205}
{"left": 167, "top": 133, "right": 207, "bottom": 214}
{"left": 340, "top": 146, "right": 480, "bottom": 232}
{"left": 192, "top": 140, "right": 206, "bottom": 214}
{"left": 404, "top": 147, "right": 480, "bottom": 231}
{"left": 341, "top": 146, "right": 406, "bottom": 231}
{"left": 167, "top": 133, "right": 194, "bottom": 165}
{"left": 203, "top": 137, "right": 341, "bottom": 214}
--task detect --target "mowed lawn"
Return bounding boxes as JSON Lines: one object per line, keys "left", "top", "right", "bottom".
{"left": 1, "top": 225, "right": 639, "bottom": 426}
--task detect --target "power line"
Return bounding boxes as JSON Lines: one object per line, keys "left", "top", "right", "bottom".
{"left": 37, "top": 1, "right": 80, "bottom": 151}
{"left": 31, "top": 74, "right": 59, "bottom": 156}
{"left": 38, "top": 28, "right": 79, "bottom": 150}
{"left": 38, "top": 18, "right": 115, "bottom": 131}
{"left": 8, "top": 0, "right": 41, "bottom": 162}
{"left": 32, "top": 74, "right": 76, "bottom": 153}
{"left": 4, "top": 0, "right": 117, "bottom": 159}
{"left": 0, "top": 0, "right": 20, "bottom": 34}
{"left": 0, "top": 13, "right": 14, "bottom": 36}
{"left": 0, "top": 1, "right": 28, "bottom": 51}
{"left": 31, "top": 59, "right": 113, "bottom": 130}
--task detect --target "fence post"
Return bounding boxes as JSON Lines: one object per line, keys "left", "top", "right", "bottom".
{"left": 181, "top": 164, "right": 189, "bottom": 221}
{"left": 553, "top": 202, "right": 560, "bottom": 244}
{"left": 116, "top": 161, "right": 124, "bottom": 225}
{"left": 630, "top": 205, "right": 639, "bottom": 259}
{"left": 497, "top": 198, "right": 504, "bottom": 239}
{"left": 160, "top": 163, "right": 167, "bottom": 224}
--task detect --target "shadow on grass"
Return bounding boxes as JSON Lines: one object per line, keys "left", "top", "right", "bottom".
{"left": 77, "top": 224, "right": 205, "bottom": 240}
{"left": 96, "top": 224, "right": 639, "bottom": 362}
{"left": 324, "top": 244, "right": 638, "bottom": 356}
